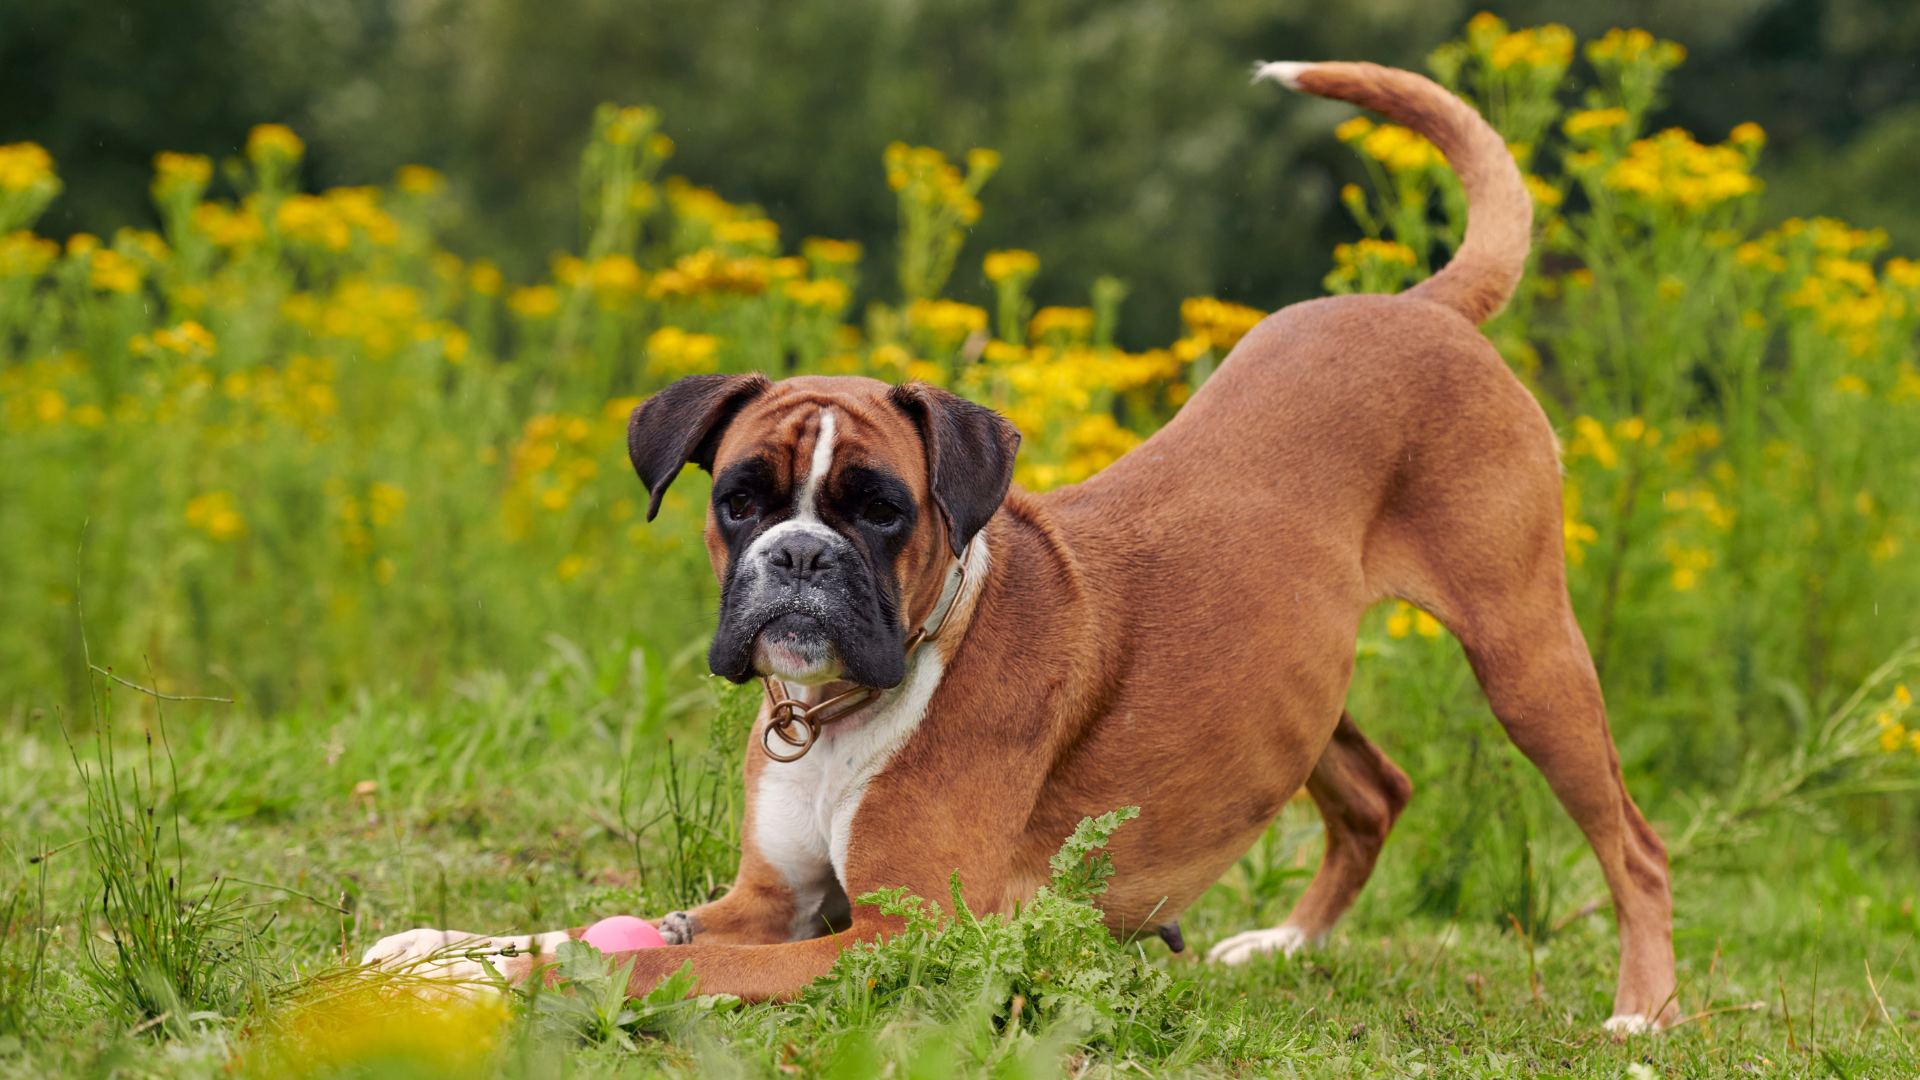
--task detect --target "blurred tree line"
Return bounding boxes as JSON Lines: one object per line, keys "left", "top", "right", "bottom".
{"left": 5, "top": 0, "right": 1917, "bottom": 346}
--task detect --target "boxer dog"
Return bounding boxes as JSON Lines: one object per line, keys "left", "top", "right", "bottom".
{"left": 367, "top": 60, "right": 1677, "bottom": 1033}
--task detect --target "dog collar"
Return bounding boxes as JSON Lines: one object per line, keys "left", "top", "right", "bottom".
{"left": 760, "top": 537, "right": 977, "bottom": 762}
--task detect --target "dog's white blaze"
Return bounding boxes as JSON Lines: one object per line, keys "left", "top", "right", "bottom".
{"left": 751, "top": 538, "right": 990, "bottom": 941}
{"left": 737, "top": 407, "right": 838, "bottom": 571}
{"left": 796, "top": 407, "right": 835, "bottom": 521}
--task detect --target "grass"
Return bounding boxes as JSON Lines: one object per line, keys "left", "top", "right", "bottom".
{"left": 0, "top": 636, "right": 1916, "bottom": 1078}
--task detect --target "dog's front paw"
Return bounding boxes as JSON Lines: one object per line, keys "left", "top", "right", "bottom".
{"left": 1205, "top": 925, "right": 1310, "bottom": 965}
{"left": 361, "top": 928, "right": 571, "bottom": 998}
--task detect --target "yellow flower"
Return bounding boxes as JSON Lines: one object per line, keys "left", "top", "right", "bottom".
{"left": 1334, "top": 116, "right": 1376, "bottom": 143}
{"left": 1729, "top": 123, "right": 1765, "bottom": 148}
{"left": 185, "top": 491, "right": 246, "bottom": 541}
{"left": 1833, "top": 374, "right": 1869, "bottom": 396}
{"left": 276, "top": 187, "right": 398, "bottom": 250}
{"left": 558, "top": 553, "right": 589, "bottom": 581}
{"left": 1027, "top": 306, "right": 1095, "bottom": 345}
{"left": 588, "top": 254, "right": 647, "bottom": 300}
{"left": 1605, "top": 129, "right": 1758, "bottom": 211}
{"left": 1383, "top": 600, "right": 1443, "bottom": 640}
{"left": 1567, "top": 416, "right": 1618, "bottom": 468}
{"left": 1524, "top": 174, "right": 1563, "bottom": 207}
{"left": 151, "top": 151, "right": 212, "bottom": 197}
{"left": 0, "top": 142, "right": 57, "bottom": 193}
{"left": 1663, "top": 543, "right": 1713, "bottom": 591}
{"left": 395, "top": 164, "right": 444, "bottom": 194}
{"left": 1486, "top": 23, "right": 1573, "bottom": 71}
{"left": 29, "top": 388, "right": 65, "bottom": 424}
{"left": 368, "top": 482, "right": 407, "bottom": 526}
{"left": 984, "top": 249, "right": 1040, "bottom": 283}
{"left": 1359, "top": 124, "right": 1441, "bottom": 173}
{"left": 121, "top": 227, "right": 168, "bottom": 261}
{"left": 646, "top": 325, "right": 722, "bottom": 378}
{"left": 246, "top": 123, "right": 305, "bottom": 163}
{"left": 666, "top": 177, "right": 739, "bottom": 224}
{"left": 714, "top": 218, "right": 780, "bottom": 251}
{"left": 1882, "top": 723, "right": 1909, "bottom": 754}
{"left": 908, "top": 298, "right": 988, "bottom": 344}
{"left": 1180, "top": 297, "right": 1265, "bottom": 351}
{"left": 1563, "top": 108, "right": 1629, "bottom": 138}
{"left": 469, "top": 260, "right": 503, "bottom": 296}
{"left": 88, "top": 250, "right": 142, "bottom": 293}
{"left": 598, "top": 105, "right": 656, "bottom": 147}
{"left": 1896, "top": 684, "right": 1912, "bottom": 707}
{"left": 645, "top": 248, "right": 771, "bottom": 298}
{"left": 507, "top": 285, "right": 561, "bottom": 319}
{"left": 803, "top": 237, "right": 864, "bottom": 265}
{"left": 0, "top": 231, "right": 59, "bottom": 277}
{"left": 251, "top": 990, "right": 509, "bottom": 1079}
{"left": 1563, "top": 483, "right": 1599, "bottom": 565}
{"left": 192, "top": 201, "right": 266, "bottom": 246}
{"left": 784, "top": 277, "right": 851, "bottom": 311}
{"left": 1324, "top": 239, "right": 1421, "bottom": 296}
{"left": 141, "top": 320, "right": 217, "bottom": 356}
{"left": 882, "top": 142, "right": 990, "bottom": 226}
{"left": 967, "top": 147, "right": 1002, "bottom": 174}
{"left": 1586, "top": 28, "right": 1685, "bottom": 67}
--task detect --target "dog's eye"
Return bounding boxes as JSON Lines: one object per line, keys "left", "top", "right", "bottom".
{"left": 862, "top": 500, "right": 899, "bottom": 527}
{"left": 725, "top": 493, "right": 753, "bottom": 520}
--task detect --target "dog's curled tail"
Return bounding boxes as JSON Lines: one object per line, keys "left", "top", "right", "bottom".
{"left": 1256, "top": 61, "right": 1530, "bottom": 325}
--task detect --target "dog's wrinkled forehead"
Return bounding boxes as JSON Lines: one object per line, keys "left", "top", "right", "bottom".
{"left": 710, "top": 388, "right": 930, "bottom": 509}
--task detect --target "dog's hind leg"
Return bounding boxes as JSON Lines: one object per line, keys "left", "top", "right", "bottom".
{"left": 1378, "top": 446, "right": 1677, "bottom": 1029}
{"left": 1445, "top": 589, "right": 1677, "bottom": 1031}
{"left": 1207, "top": 712, "right": 1410, "bottom": 964}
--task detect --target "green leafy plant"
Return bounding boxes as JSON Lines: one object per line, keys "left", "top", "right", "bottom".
{"left": 525, "top": 947, "right": 736, "bottom": 1048}
{"left": 1669, "top": 639, "right": 1920, "bottom": 859}
{"left": 805, "top": 807, "right": 1273, "bottom": 1066}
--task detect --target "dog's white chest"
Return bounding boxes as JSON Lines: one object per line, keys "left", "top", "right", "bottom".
{"left": 751, "top": 650, "right": 944, "bottom": 940}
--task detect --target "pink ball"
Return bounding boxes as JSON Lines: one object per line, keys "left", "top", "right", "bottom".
{"left": 581, "top": 915, "right": 667, "bottom": 953}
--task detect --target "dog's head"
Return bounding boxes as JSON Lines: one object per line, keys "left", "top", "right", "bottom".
{"left": 628, "top": 374, "right": 1019, "bottom": 688}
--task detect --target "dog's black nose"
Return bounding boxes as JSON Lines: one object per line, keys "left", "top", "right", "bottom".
{"left": 769, "top": 532, "right": 834, "bottom": 580}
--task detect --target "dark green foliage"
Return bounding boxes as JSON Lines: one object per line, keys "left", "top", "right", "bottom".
{"left": 805, "top": 807, "right": 1280, "bottom": 1064}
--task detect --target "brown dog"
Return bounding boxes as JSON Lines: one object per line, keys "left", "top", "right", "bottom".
{"left": 366, "top": 60, "right": 1677, "bottom": 1032}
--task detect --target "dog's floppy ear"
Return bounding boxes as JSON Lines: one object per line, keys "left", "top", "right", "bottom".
{"left": 888, "top": 382, "right": 1020, "bottom": 556}
{"left": 629, "top": 373, "right": 771, "bottom": 520}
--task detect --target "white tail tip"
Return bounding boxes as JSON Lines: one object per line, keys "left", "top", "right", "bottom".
{"left": 1251, "top": 61, "right": 1313, "bottom": 90}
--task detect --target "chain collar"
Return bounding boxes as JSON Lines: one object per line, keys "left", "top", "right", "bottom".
{"left": 759, "top": 539, "right": 975, "bottom": 763}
